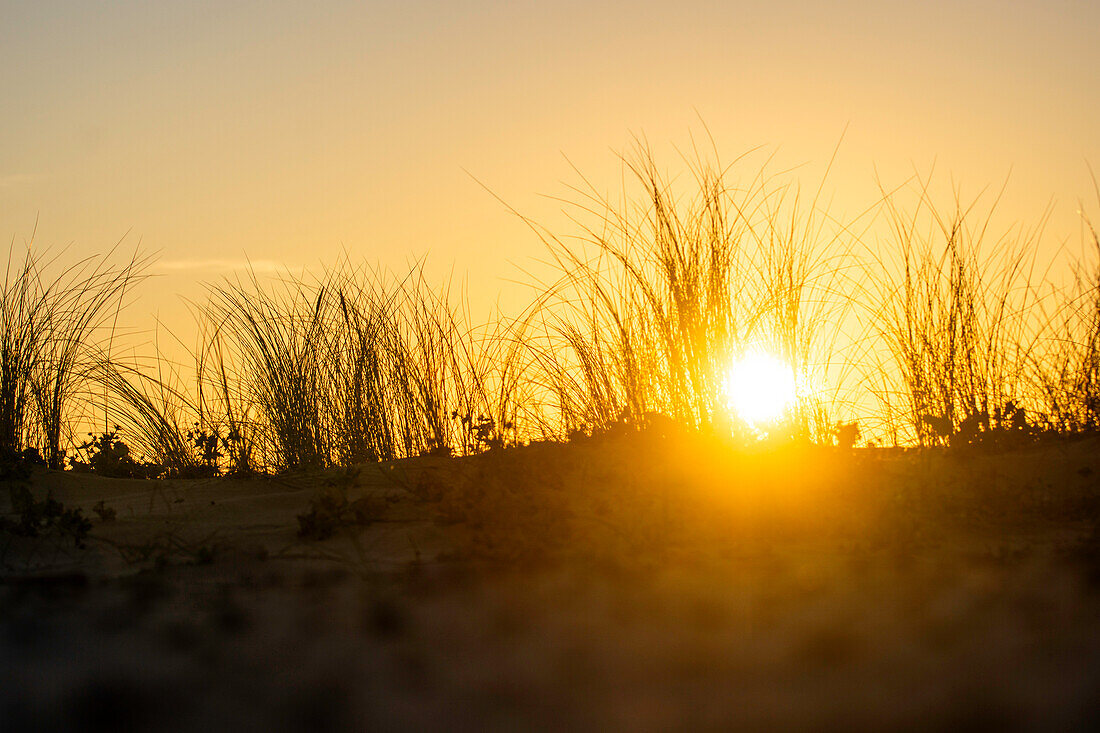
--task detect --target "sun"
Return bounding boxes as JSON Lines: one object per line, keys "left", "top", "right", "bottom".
{"left": 721, "top": 351, "right": 798, "bottom": 426}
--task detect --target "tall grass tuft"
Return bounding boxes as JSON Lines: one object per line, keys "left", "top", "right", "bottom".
{"left": 102, "top": 351, "right": 201, "bottom": 475}
{"left": 509, "top": 139, "right": 859, "bottom": 441}
{"left": 192, "top": 261, "right": 525, "bottom": 471}
{"left": 870, "top": 177, "right": 1049, "bottom": 444}
{"left": 202, "top": 270, "right": 332, "bottom": 471}
{"left": 1035, "top": 191, "right": 1100, "bottom": 432}
{"left": 0, "top": 246, "right": 49, "bottom": 459}
{"left": 1, "top": 241, "right": 148, "bottom": 466}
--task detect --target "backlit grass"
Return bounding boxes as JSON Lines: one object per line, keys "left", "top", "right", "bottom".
{"left": 3, "top": 142, "right": 1099, "bottom": 472}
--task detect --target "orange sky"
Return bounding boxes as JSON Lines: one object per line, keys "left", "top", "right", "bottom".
{"left": 2, "top": 0, "right": 1099, "bottom": 335}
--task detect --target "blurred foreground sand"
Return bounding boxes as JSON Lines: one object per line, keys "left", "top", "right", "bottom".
{"left": 3, "top": 437, "right": 1100, "bottom": 730}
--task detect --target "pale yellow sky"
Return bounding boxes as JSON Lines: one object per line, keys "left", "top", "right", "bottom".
{"left": 2, "top": 0, "right": 1099, "bottom": 338}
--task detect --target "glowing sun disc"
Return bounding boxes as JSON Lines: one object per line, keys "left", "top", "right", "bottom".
{"left": 722, "top": 351, "right": 797, "bottom": 425}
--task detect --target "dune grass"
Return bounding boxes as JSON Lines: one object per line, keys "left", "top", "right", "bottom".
{"left": 176, "top": 261, "right": 529, "bottom": 472}
{"left": 503, "top": 140, "right": 864, "bottom": 444}
{"left": 0, "top": 240, "right": 149, "bottom": 468}
{"left": 4, "top": 146, "right": 1100, "bottom": 473}
{"left": 1034, "top": 197, "right": 1100, "bottom": 432}
{"left": 865, "top": 176, "right": 1054, "bottom": 445}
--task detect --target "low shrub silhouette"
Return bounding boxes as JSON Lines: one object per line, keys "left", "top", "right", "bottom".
{"left": 1, "top": 482, "right": 91, "bottom": 548}
{"left": 296, "top": 467, "right": 386, "bottom": 540}
{"left": 69, "top": 427, "right": 164, "bottom": 479}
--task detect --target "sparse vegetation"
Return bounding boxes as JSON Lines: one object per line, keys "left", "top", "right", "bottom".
{"left": 68, "top": 427, "right": 164, "bottom": 479}
{"left": 867, "top": 175, "right": 1051, "bottom": 446}
{"left": 296, "top": 467, "right": 386, "bottom": 540}
{"left": 0, "top": 147, "right": 1098, "bottom": 474}
{"left": 1035, "top": 198, "right": 1100, "bottom": 433}
{"left": 1, "top": 243, "right": 150, "bottom": 469}
{"left": 1, "top": 481, "right": 91, "bottom": 549}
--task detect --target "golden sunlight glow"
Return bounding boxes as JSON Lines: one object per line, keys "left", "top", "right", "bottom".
{"left": 722, "top": 351, "right": 797, "bottom": 426}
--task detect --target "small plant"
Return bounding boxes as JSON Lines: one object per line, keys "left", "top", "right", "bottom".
{"left": 296, "top": 467, "right": 384, "bottom": 540}
{"left": 918, "top": 399, "right": 1047, "bottom": 448}
{"left": 419, "top": 438, "right": 453, "bottom": 458}
{"left": 187, "top": 424, "right": 223, "bottom": 469}
{"left": 69, "top": 426, "right": 163, "bottom": 479}
{"left": 104, "top": 530, "right": 225, "bottom": 568}
{"left": 180, "top": 423, "right": 244, "bottom": 477}
{"left": 450, "top": 410, "right": 513, "bottom": 452}
{"left": 0, "top": 446, "right": 44, "bottom": 481}
{"left": 833, "top": 422, "right": 860, "bottom": 449}
{"left": 1, "top": 483, "right": 92, "bottom": 548}
{"left": 92, "top": 499, "right": 117, "bottom": 523}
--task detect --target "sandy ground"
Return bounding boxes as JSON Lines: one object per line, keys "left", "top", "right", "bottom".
{"left": 3, "top": 439, "right": 1100, "bottom": 731}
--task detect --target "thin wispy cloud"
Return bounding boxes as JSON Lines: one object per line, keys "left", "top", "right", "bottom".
{"left": 0, "top": 173, "right": 45, "bottom": 188}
